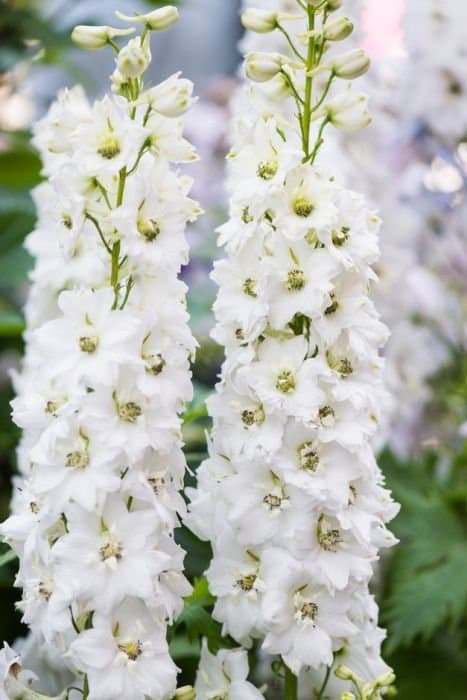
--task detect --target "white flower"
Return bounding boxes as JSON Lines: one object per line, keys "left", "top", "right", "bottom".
{"left": 69, "top": 600, "right": 177, "bottom": 700}
{"left": 261, "top": 549, "right": 356, "bottom": 674}
{"left": 195, "top": 640, "right": 265, "bottom": 700}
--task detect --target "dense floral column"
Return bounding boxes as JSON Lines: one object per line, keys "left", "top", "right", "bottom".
{"left": 0, "top": 7, "right": 200, "bottom": 700}
{"left": 187, "top": 1, "right": 399, "bottom": 698}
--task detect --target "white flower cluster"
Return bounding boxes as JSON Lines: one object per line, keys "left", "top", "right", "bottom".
{"left": 401, "top": 0, "right": 467, "bottom": 143}
{"left": 188, "top": 1, "right": 398, "bottom": 696}
{"left": 1, "top": 10, "right": 200, "bottom": 700}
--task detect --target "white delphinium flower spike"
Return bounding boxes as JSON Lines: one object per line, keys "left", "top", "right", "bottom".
{"left": 1, "top": 9, "right": 200, "bottom": 700}
{"left": 187, "top": 0, "right": 398, "bottom": 697}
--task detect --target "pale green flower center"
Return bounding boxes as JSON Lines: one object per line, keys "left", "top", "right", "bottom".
{"left": 276, "top": 369, "right": 296, "bottom": 394}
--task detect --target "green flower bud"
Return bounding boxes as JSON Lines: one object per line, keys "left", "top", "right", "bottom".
{"left": 332, "top": 49, "right": 371, "bottom": 79}
{"left": 324, "top": 16, "right": 354, "bottom": 41}
{"left": 245, "top": 51, "right": 288, "bottom": 82}
{"left": 116, "top": 6, "right": 179, "bottom": 31}
{"left": 71, "top": 25, "right": 134, "bottom": 50}
{"left": 242, "top": 9, "right": 279, "bottom": 33}
{"left": 335, "top": 665, "right": 355, "bottom": 681}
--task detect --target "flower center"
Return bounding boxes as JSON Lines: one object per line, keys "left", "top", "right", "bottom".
{"left": 293, "top": 197, "right": 314, "bottom": 217}
{"left": 257, "top": 160, "right": 278, "bottom": 180}
{"left": 243, "top": 277, "right": 258, "bottom": 298}
{"left": 144, "top": 353, "right": 166, "bottom": 376}
{"left": 241, "top": 405, "right": 265, "bottom": 426}
{"left": 236, "top": 574, "right": 257, "bottom": 592}
{"left": 263, "top": 492, "right": 287, "bottom": 510}
{"left": 286, "top": 268, "right": 306, "bottom": 292}
{"left": 242, "top": 207, "right": 254, "bottom": 224}
{"left": 297, "top": 441, "right": 319, "bottom": 472}
{"left": 118, "top": 401, "right": 142, "bottom": 423}
{"left": 97, "top": 135, "right": 121, "bottom": 160}
{"left": 79, "top": 334, "right": 99, "bottom": 354}
{"left": 65, "top": 450, "right": 89, "bottom": 470}
{"left": 276, "top": 369, "right": 296, "bottom": 394}
{"left": 147, "top": 475, "right": 166, "bottom": 494}
{"left": 336, "top": 358, "right": 353, "bottom": 376}
{"left": 319, "top": 405, "right": 336, "bottom": 428}
{"left": 99, "top": 540, "right": 123, "bottom": 562}
{"left": 299, "top": 601, "right": 318, "bottom": 621}
{"left": 137, "top": 218, "right": 161, "bottom": 242}
{"left": 332, "top": 226, "right": 350, "bottom": 246}
{"left": 45, "top": 400, "right": 61, "bottom": 416}
{"left": 319, "top": 527, "right": 342, "bottom": 552}
{"left": 38, "top": 580, "right": 52, "bottom": 601}
{"left": 62, "top": 213, "right": 73, "bottom": 229}
{"left": 118, "top": 640, "right": 142, "bottom": 661}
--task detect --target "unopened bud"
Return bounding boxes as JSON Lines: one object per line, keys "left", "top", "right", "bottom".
{"left": 245, "top": 51, "right": 288, "bottom": 82}
{"left": 324, "top": 16, "right": 354, "bottom": 41}
{"left": 144, "top": 73, "right": 195, "bottom": 117}
{"left": 327, "top": 0, "right": 343, "bottom": 10}
{"left": 324, "top": 90, "right": 371, "bottom": 131}
{"left": 116, "top": 6, "right": 179, "bottom": 31}
{"left": 332, "top": 49, "right": 370, "bottom": 79}
{"left": 385, "top": 686, "right": 398, "bottom": 697}
{"left": 335, "top": 665, "right": 355, "bottom": 681}
{"left": 71, "top": 25, "right": 134, "bottom": 50}
{"left": 376, "top": 672, "right": 396, "bottom": 688}
{"left": 117, "top": 37, "right": 151, "bottom": 78}
{"left": 242, "top": 9, "right": 278, "bottom": 33}
{"left": 341, "top": 694, "right": 356, "bottom": 700}
{"left": 173, "top": 687, "right": 195, "bottom": 700}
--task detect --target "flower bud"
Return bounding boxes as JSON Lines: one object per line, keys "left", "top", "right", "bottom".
{"left": 335, "top": 665, "right": 355, "bottom": 681}
{"left": 71, "top": 25, "right": 134, "bottom": 50}
{"left": 324, "top": 90, "right": 371, "bottom": 131}
{"left": 116, "top": 6, "right": 179, "bottom": 31}
{"left": 324, "top": 16, "right": 354, "bottom": 41}
{"left": 341, "top": 694, "right": 356, "bottom": 700}
{"left": 332, "top": 49, "right": 370, "bottom": 79}
{"left": 376, "top": 672, "right": 396, "bottom": 687}
{"left": 242, "top": 9, "right": 278, "bottom": 33}
{"left": 117, "top": 37, "right": 151, "bottom": 78}
{"left": 173, "top": 687, "right": 195, "bottom": 700}
{"left": 144, "top": 73, "right": 195, "bottom": 117}
{"left": 245, "top": 52, "right": 287, "bottom": 82}
{"left": 327, "top": 0, "right": 343, "bottom": 10}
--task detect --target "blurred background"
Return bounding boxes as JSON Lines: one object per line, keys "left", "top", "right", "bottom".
{"left": 0, "top": 0, "right": 466, "bottom": 698}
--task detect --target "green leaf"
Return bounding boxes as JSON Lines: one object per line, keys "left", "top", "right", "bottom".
{"left": 385, "top": 545, "right": 467, "bottom": 651}
{"left": 0, "top": 148, "right": 41, "bottom": 189}
{"left": 175, "top": 577, "right": 223, "bottom": 652}
{"left": 0, "top": 547, "right": 17, "bottom": 569}
{"left": 383, "top": 453, "right": 467, "bottom": 651}
{"left": 0, "top": 312, "right": 25, "bottom": 337}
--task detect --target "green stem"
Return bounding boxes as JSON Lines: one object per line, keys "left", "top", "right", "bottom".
{"left": 82, "top": 676, "right": 89, "bottom": 700}
{"left": 284, "top": 666, "right": 298, "bottom": 700}
{"left": 116, "top": 167, "right": 127, "bottom": 207}
{"left": 277, "top": 24, "right": 306, "bottom": 62}
{"left": 308, "top": 117, "right": 329, "bottom": 165}
{"left": 85, "top": 213, "right": 112, "bottom": 254}
{"left": 316, "top": 665, "right": 331, "bottom": 700}
{"left": 311, "top": 71, "right": 335, "bottom": 114}
{"left": 111, "top": 241, "right": 121, "bottom": 310}
{"left": 302, "top": 7, "right": 316, "bottom": 158}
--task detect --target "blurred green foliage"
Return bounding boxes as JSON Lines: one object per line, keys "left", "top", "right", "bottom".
{"left": 0, "top": 1, "right": 466, "bottom": 698}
